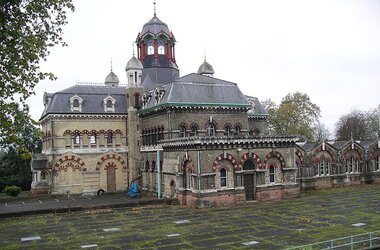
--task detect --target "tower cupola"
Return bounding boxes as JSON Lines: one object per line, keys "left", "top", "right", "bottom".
{"left": 125, "top": 55, "right": 143, "bottom": 87}
{"left": 104, "top": 71, "right": 120, "bottom": 87}
{"left": 134, "top": 2, "right": 180, "bottom": 89}
{"left": 197, "top": 59, "right": 215, "bottom": 77}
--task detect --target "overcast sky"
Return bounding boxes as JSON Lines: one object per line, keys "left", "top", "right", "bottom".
{"left": 28, "top": 0, "right": 380, "bottom": 134}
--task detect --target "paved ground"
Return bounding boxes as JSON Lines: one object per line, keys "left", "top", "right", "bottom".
{"left": 0, "top": 192, "right": 177, "bottom": 218}
{"left": 0, "top": 185, "right": 380, "bottom": 249}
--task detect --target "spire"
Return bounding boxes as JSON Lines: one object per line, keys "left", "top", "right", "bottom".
{"left": 153, "top": 0, "right": 156, "bottom": 17}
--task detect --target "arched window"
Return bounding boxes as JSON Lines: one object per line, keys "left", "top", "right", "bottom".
{"left": 190, "top": 125, "right": 198, "bottom": 137}
{"left": 235, "top": 125, "right": 241, "bottom": 136}
{"left": 106, "top": 100, "right": 113, "bottom": 108}
{"left": 106, "top": 132, "right": 113, "bottom": 145}
{"left": 134, "top": 93, "right": 140, "bottom": 108}
{"left": 224, "top": 125, "right": 231, "bottom": 136}
{"left": 158, "top": 45, "right": 165, "bottom": 55}
{"left": 73, "top": 99, "right": 80, "bottom": 108}
{"left": 73, "top": 133, "right": 80, "bottom": 145}
{"left": 90, "top": 133, "right": 96, "bottom": 144}
{"left": 145, "top": 160, "right": 150, "bottom": 171}
{"left": 147, "top": 45, "right": 154, "bottom": 55}
{"left": 206, "top": 123, "right": 215, "bottom": 136}
{"left": 269, "top": 165, "right": 275, "bottom": 183}
{"left": 220, "top": 168, "right": 227, "bottom": 187}
{"left": 179, "top": 126, "right": 187, "bottom": 138}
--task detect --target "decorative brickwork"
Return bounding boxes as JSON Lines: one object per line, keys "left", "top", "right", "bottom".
{"left": 239, "top": 152, "right": 263, "bottom": 170}
{"left": 55, "top": 154, "right": 86, "bottom": 171}
{"left": 96, "top": 153, "right": 126, "bottom": 171}
{"left": 264, "top": 151, "right": 285, "bottom": 168}
{"left": 213, "top": 153, "right": 238, "bottom": 171}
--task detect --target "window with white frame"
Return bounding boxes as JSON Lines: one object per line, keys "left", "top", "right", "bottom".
{"left": 190, "top": 125, "right": 198, "bottom": 137}
{"left": 220, "top": 168, "right": 227, "bottom": 187}
{"left": 224, "top": 125, "right": 231, "bottom": 136}
{"left": 317, "top": 159, "right": 330, "bottom": 176}
{"left": 346, "top": 157, "right": 358, "bottom": 173}
{"left": 103, "top": 96, "right": 115, "bottom": 112}
{"left": 206, "top": 123, "right": 215, "bottom": 136}
{"left": 269, "top": 165, "right": 275, "bottom": 183}
{"left": 90, "top": 133, "right": 96, "bottom": 144}
{"left": 70, "top": 95, "right": 83, "bottom": 112}
{"left": 73, "top": 133, "right": 80, "bottom": 145}
{"left": 179, "top": 125, "right": 187, "bottom": 138}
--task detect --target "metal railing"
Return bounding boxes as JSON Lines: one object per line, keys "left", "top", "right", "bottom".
{"left": 285, "top": 230, "right": 380, "bottom": 250}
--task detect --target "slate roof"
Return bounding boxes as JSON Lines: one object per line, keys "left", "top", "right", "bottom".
{"left": 41, "top": 85, "right": 128, "bottom": 119}
{"left": 142, "top": 73, "right": 252, "bottom": 110}
{"left": 297, "top": 141, "right": 319, "bottom": 151}
{"left": 104, "top": 71, "right": 120, "bottom": 85}
{"left": 140, "top": 16, "right": 170, "bottom": 36}
{"left": 142, "top": 55, "right": 178, "bottom": 69}
{"left": 125, "top": 56, "right": 143, "bottom": 71}
{"left": 197, "top": 61, "right": 215, "bottom": 75}
{"left": 245, "top": 95, "right": 269, "bottom": 117}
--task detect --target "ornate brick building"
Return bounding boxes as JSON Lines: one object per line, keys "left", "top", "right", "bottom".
{"left": 31, "top": 10, "right": 380, "bottom": 205}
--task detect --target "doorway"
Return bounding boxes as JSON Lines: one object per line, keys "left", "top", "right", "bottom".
{"left": 243, "top": 160, "right": 256, "bottom": 200}
{"left": 107, "top": 164, "right": 116, "bottom": 191}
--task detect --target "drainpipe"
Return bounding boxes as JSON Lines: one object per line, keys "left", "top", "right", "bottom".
{"left": 197, "top": 150, "right": 201, "bottom": 191}
{"left": 167, "top": 110, "right": 172, "bottom": 139}
{"left": 157, "top": 149, "right": 162, "bottom": 198}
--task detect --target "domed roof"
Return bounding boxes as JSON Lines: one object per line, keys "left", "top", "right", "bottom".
{"left": 125, "top": 56, "right": 143, "bottom": 71}
{"left": 104, "top": 71, "right": 119, "bottom": 86}
{"left": 141, "top": 15, "right": 170, "bottom": 36}
{"left": 197, "top": 60, "right": 215, "bottom": 76}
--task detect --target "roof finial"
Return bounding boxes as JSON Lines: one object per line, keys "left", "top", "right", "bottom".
{"left": 110, "top": 58, "right": 113, "bottom": 72}
{"left": 132, "top": 42, "right": 135, "bottom": 56}
{"left": 204, "top": 48, "right": 207, "bottom": 62}
{"left": 153, "top": 0, "right": 156, "bottom": 17}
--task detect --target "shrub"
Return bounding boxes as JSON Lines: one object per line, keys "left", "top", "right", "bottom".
{"left": 3, "top": 185, "right": 22, "bottom": 197}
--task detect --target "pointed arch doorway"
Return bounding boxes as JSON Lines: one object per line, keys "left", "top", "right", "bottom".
{"left": 242, "top": 160, "right": 256, "bottom": 201}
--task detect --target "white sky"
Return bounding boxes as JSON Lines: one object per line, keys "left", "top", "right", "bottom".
{"left": 28, "top": 0, "right": 380, "bottom": 134}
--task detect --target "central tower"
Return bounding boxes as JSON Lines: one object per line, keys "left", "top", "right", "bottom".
{"left": 136, "top": 11, "right": 179, "bottom": 90}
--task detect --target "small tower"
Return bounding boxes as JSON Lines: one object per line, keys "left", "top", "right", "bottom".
{"left": 135, "top": 4, "right": 179, "bottom": 88}
{"left": 125, "top": 55, "right": 144, "bottom": 183}
{"left": 125, "top": 56, "right": 143, "bottom": 87}
{"left": 105, "top": 60, "right": 120, "bottom": 87}
{"left": 197, "top": 58, "right": 215, "bottom": 77}
{"left": 104, "top": 71, "right": 120, "bottom": 87}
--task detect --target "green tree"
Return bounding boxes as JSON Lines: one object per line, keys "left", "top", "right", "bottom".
{"left": 263, "top": 92, "right": 321, "bottom": 140}
{"left": 0, "top": 0, "right": 74, "bottom": 154}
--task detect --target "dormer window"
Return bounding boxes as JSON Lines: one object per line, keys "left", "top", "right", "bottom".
{"left": 103, "top": 96, "right": 116, "bottom": 112}
{"left": 70, "top": 95, "right": 83, "bottom": 112}
{"left": 154, "top": 87, "right": 165, "bottom": 105}
{"left": 142, "top": 93, "right": 151, "bottom": 109}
